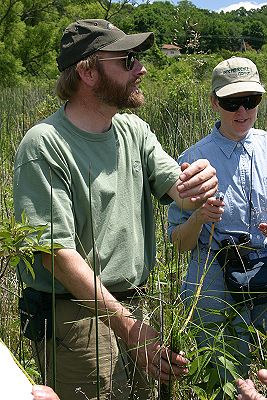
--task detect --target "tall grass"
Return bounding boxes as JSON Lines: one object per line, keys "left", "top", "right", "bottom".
{"left": 0, "top": 82, "right": 266, "bottom": 399}
{"left": 0, "top": 85, "right": 57, "bottom": 381}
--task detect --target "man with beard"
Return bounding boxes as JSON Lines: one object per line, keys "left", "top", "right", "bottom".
{"left": 13, "top": 19, "right": 217, "bottom": 400}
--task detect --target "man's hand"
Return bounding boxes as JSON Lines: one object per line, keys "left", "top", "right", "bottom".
{"left": 128, "top": 320, "right": 189, "bottom": 384}
{"left": 236, "top": 369, "right": 267, "bottom": 400}
{"left": 177, "top": 159, "right": 217, "bottom": 202}
{"left": 32, "top": 385, "right": 60, "bottom": 400}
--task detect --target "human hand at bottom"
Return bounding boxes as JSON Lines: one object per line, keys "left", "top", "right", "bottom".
{"left": 128, "top": 320, "right": 189, "bottom": 385}
{"left": 236, "top": 369, "right": 267, "bottom": 400}
{"left": 32, "top": 385, "right": 60, "bottom": 400}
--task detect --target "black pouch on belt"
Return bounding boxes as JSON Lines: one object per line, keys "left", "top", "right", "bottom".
{"left": 19, "top": 287, "right": 52, "bottom": 342}
{"left": 216, "top": 244, "right": 267, "bottom": 305}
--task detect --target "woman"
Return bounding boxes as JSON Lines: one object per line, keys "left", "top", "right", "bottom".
{"left": 168, "top": 57, "right": 267, "bottom": 383}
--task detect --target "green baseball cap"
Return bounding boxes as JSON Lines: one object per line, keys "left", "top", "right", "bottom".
{"left": 212, "top": 57, "right": 265, "bottom": 97}
{"left": 57, "top": 19, "right": 154, "bottom": 71}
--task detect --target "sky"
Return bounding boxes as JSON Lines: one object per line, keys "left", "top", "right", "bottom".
{"left": 187, "top": 1, "right": 267, "bottom": 12}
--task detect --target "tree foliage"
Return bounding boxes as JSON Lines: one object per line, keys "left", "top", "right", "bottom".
{"left": 0, "top": 0, "right": 267, "bottom": 86}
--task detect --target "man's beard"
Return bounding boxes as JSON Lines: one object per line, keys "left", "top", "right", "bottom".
{"left": 93, "top": 63, "right": 145, "bottom": 109}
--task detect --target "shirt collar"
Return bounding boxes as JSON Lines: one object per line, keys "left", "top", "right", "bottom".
{"left": 212, "top": 121, "right": 254, "bottom": 158}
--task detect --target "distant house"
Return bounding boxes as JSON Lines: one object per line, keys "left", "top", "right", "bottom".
{"left": 161, "top": 44, "right": 181, "bottom": 57}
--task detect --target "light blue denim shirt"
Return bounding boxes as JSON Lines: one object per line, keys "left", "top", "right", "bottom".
{"left": 168, "top": 121, "right": 267, "bottom": 251}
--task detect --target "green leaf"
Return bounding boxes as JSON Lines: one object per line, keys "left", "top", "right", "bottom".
{"left": 22, "top": 258, "right": 35, "bottom": 279}
{"left": 9, "top": 255, "right": 21, "bottom": 267}
{"left": 192, "top": 385, "right": 208, "bottom": 400}
{"left": 217, "top": 355, "right": 239, "bottom": 379}
{"left": 207, "top": 367, "right": 220, "bottom": 393}
{"left": 189, "top": 351, "right": 212, "bottom": 380}
{"left": 222, "top": 382, "right": 237, "bottom": 398}
{"left": 36, "top": 226, "right": 48, "bottom": 241}
{"left": 33, "top": 246, "right": 52, "bottom": 253}
{"left": 0, "top": 231, "right": 11, "bottom": 239}
{"left": 209, "top": 387, "right": 221, "bottom": 400}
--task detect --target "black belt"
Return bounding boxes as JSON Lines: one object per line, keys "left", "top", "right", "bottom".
{"left": 55, "top": 284, "right": 147, "bottom": 302}
{"left": 29, "top": 291, "right": 74, "bottom": 300}
{"left": 55, "top": 293, "right": 74, "bottom": 300}
{"left": 111, "top": 285, "right": 147, "bottom": 301}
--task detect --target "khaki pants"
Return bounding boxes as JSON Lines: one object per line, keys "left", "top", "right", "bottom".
{"left": 35, "top": 298, "right": 154, "bottom": 400}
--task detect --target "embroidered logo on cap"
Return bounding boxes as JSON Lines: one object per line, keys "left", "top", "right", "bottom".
{"left": 222, "top": 67, "right": 253, "bottom": 77}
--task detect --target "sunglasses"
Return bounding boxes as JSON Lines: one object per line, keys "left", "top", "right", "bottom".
{"left": 216, "top": 94, "right": 262, "bottom": 112}
{"left": 98, "top": 52, "right": 137, "bottom": 71}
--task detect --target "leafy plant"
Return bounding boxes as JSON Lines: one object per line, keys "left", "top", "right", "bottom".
{"left": 0, "top": 211, "right": 56, "bottom": 279}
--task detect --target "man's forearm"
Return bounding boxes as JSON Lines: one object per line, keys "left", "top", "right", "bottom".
{"left": 42, "top": 248, "right": 136, "bottom": 344}
{"left": 42, "top": 248, "right": 190, "bottom": 382}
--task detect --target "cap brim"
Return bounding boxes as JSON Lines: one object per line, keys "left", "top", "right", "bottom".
{"left": 216, "top": 81, "right": 266, "bottom": 97}
{"left": 100, "top": 32, "right": 154, "bottom": 53}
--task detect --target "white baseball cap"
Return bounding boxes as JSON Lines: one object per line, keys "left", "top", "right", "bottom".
{"left": 212, "top": 57, "right": 265, "bottom": 97}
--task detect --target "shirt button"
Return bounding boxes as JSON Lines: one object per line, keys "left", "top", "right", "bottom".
{"left": 237, "top": 143, "right": 242, "bottom": 147}
{"left": 257, "top": 235, "right": 261, "bottom": 239}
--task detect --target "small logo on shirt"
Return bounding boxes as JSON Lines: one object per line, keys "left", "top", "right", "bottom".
{"left": 133, "top": 161, "right": 141, "bottom": 173}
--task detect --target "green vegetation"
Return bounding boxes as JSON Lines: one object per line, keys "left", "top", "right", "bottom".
{"left": 1, "top": 58, "right": 266, "bottom": 397}
{"left": 0, "top": 1, "right": 267, "bottom": 398}
{"left": 1, "top": 0, "right": 267, "bottom": 85}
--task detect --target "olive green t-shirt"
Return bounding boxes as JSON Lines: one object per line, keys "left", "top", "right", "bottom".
{"left": 13, "top": 105, "right": 180, "bottom": 293}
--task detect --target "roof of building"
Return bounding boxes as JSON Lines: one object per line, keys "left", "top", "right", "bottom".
{"left": 162, "top": 44, "right": 181, "bottom": 50}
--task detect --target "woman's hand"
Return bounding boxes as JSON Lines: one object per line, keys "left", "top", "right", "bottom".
{"left": 193, "top": 196, "right": 225, "bottom": 225}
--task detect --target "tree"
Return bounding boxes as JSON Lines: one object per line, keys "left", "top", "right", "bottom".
{"left": 0, "top": 0, "right": 104, "bottom": 83}
{"left": 0, "top": 1, "right": 25, "bottom": 85}
{"left": 130, "top": 2, "right": 177, "bottom": 46}
{"left": 242, "top": 20, "right": 266, "bottom": 50}
{"left": 0, "top": 0, "right": 267, "bottom": 85}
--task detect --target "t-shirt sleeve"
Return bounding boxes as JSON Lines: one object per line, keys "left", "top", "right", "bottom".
{"left": 13, "top": 138, "right": 76, "bottom": 249}
{"left": 142, "top": 124, "right": 181, "bottom": 204}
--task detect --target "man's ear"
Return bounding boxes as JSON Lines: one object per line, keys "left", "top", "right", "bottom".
{"left": 76, "top": 65, "right": 98, "bottom": 87}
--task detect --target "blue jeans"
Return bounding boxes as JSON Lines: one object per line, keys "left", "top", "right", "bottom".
{"left": 182, "top": 248, "right": 267, "bottom": 380}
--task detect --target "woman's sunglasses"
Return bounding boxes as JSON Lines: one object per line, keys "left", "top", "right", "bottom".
{"left": 216, "top": 94, "right": 262, "bottom": 112}
{"left": 98, "top": 52, "right": 137, "bottom": 71}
